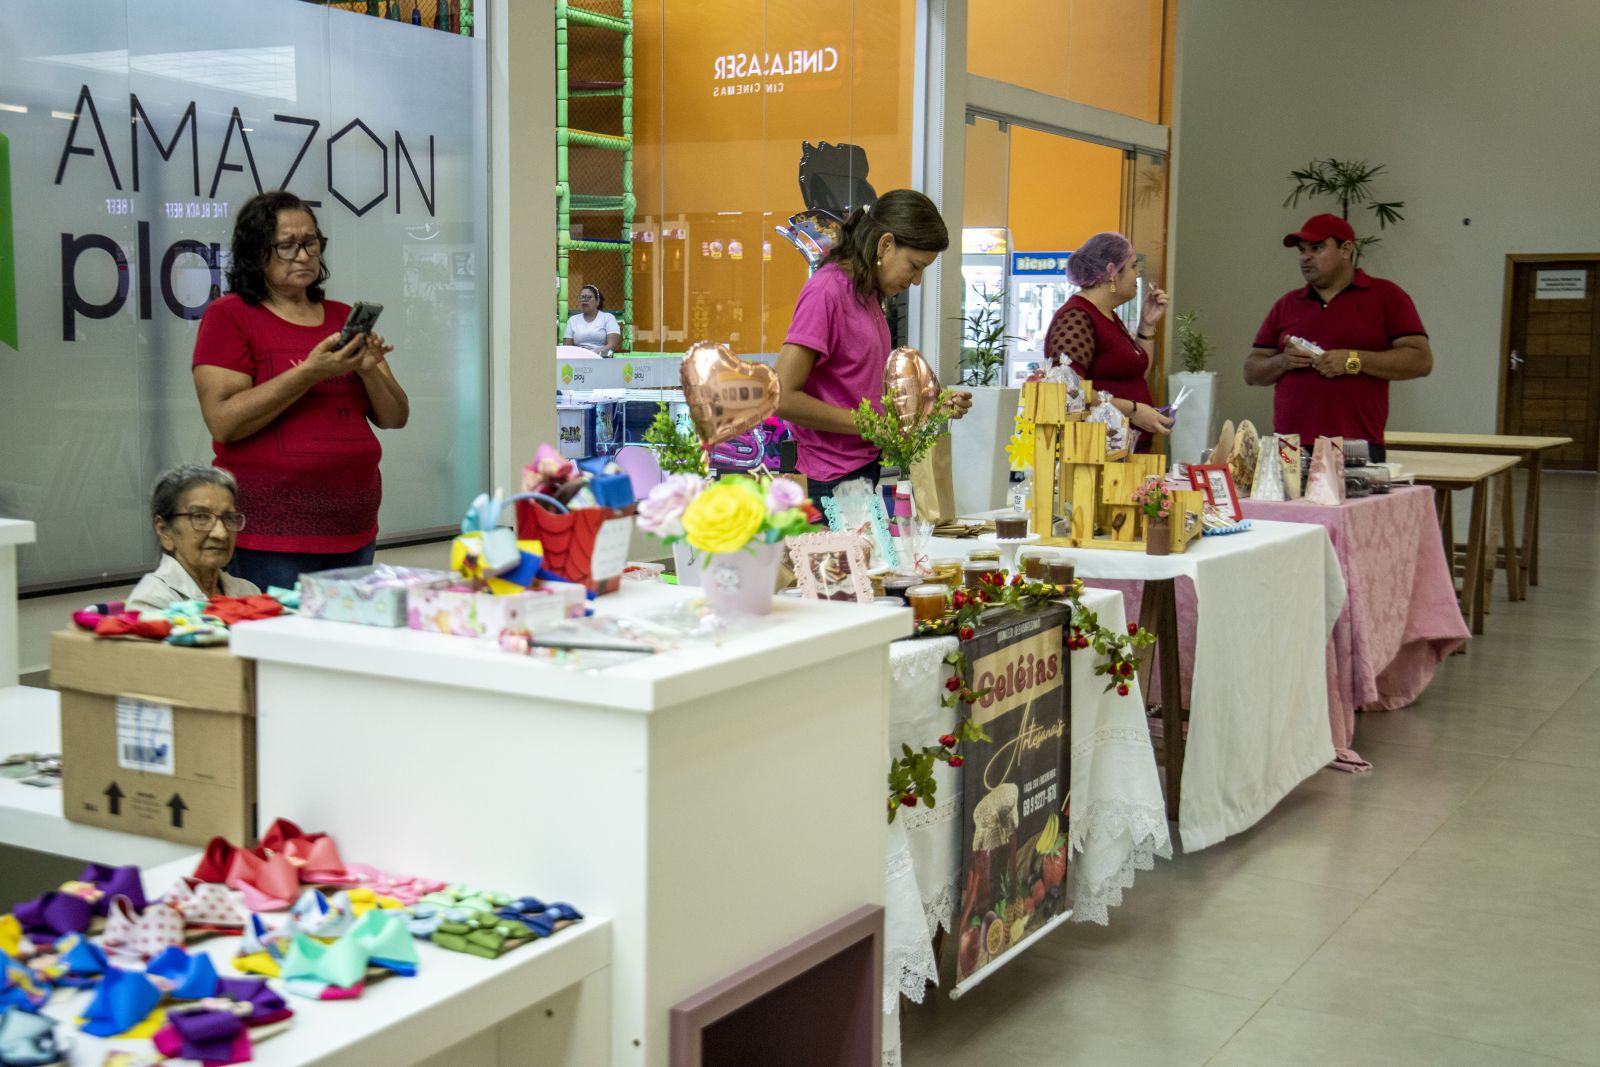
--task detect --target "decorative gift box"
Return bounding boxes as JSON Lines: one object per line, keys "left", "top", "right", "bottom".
{"left": 299, "top": 565, "right": 453, "bottom": 628}
{"left": 406, "top": 586, "right": 571, "bottom": 639}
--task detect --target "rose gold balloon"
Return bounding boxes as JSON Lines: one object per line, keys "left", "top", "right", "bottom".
{"left": 883, "top": 346, "right": 941, "bottom": 422}
{"left": 678, "top": 341, "right": 781, "bottom": 448}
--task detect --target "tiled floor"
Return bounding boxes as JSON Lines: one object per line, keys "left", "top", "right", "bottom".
{"left": 901, "top": 473, "right": 1600, "bottom": 1066}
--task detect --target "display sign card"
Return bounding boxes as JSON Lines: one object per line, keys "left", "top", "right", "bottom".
{"left": 1535, "top": 269, "right": 1587, "bottom": 300}
{"left": 953, "top": 604, "right": 1071, "bottom": 991}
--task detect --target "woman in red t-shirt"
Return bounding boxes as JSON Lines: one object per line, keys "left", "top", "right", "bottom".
{"left": 1044, "top": 232, "right": 1173, "bottom": 449}
{"left": 192, "top": 191, "right": 410, "bottom": 592}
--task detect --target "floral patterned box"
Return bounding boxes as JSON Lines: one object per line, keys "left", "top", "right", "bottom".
{"left": 299, "top": 566, "right": 454, "bottom": 628}
{"left": 406, "top": 586, "right": 573, "bottom": 638}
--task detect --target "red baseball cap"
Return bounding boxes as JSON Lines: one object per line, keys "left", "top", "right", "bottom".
{"left": 1283, "top": 213, "right": 1355, "bottom": 248}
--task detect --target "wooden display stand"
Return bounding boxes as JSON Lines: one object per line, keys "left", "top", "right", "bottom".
{"left": 1023, "top": 381, "right": 1204, "bottom": 553}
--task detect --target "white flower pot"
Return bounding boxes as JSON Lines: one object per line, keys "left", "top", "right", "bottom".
{"left": 950, "top": 385, "right": 1021, "bottom": 515}
{"left": 1166, "top": 371, "right": 1218, "bottom": 467}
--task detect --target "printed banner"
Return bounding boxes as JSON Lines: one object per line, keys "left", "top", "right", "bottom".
{"left": 953, "top": 604, "right": 1070, "bottom": 989}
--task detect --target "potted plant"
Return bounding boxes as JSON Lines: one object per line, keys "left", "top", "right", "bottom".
{"left": 636, "top": 474, "right": 813, "bottom": 614}
{"left": 1167, "top": 309, "right": 1219, "bottom": 467}
{"left": 1132, "top": 477, "right": 1173, "bottom": 556}
{"left": 1284, "top": 157, "right": 1405, "bottom": 263}
{"left": 951, "top": 283, "right": 1023, "bottom": 514}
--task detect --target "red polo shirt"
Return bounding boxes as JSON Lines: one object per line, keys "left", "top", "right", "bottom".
{"left": 1252, "top": 269, "right": 1426, "bottom": 445}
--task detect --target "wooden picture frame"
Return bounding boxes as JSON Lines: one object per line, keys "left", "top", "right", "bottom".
{"left": 788, "top": 532, "right": 874, "bottom": 605}
{"left": 1188, "top": 463, "right": 1243, "bottom": 522}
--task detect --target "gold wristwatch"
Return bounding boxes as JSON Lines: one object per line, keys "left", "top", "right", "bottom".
{"left": 1344, "top": 350, "right": 1362, "bottom": 375}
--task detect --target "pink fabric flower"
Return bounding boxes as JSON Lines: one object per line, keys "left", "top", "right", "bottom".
{"left": 765, "top": 479, "right": 805, "bottom": 515}
{"left": 637, "top": 474, "right": 705, "bottom": 538}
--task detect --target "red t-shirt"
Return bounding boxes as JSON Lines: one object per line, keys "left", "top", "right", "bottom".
{"left": 1252, "top": 270, "right": 1427, "bottom": 445}
{"left": 192, "top": 295, "right": 381, "bottom": 553}
{"left": 1043, "top": 294, "right": 1154, "bottom": 411}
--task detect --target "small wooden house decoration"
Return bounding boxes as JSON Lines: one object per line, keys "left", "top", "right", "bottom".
{"left": 1022, "top": 380, "right": 1204, "bottom": 553}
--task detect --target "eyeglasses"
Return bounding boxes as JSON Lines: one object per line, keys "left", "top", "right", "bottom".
{"left": 176, "top": 510, "right": 247, "bottom": 533}
{"left": 271, "top": 236, "right": 326, "bottom": 261}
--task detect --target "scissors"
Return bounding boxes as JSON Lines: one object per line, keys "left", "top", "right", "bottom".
{"left": 1157, "top": 383, "right": 1193, "bottom": 419}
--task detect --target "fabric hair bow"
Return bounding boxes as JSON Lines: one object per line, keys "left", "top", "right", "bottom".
{"left": 79, "top": 966, "right": 163, "bottom": 1038}
{"left": 100, "top": 896, "right": 185, "bottom": 959}
{"left": 0, "top": 1006, "right": 63, "bottom": 1067}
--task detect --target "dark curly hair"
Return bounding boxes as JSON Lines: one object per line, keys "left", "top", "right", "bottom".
{"left": 225, "top": 190, "right": 329, "bottom": 305}
{"left": 824, "top": 189, "right": 948, "bottom": 304}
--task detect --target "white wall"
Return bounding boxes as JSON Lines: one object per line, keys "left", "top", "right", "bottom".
{"left": 1172, "top": 0, "right": 1600, "bottom": 439}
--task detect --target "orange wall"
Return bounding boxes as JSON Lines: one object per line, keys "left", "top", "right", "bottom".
{"left": 628, "top": 0, "right": 916, "bottom": 353}
{"left": 968, "top": 0, "right": 1172, "bottom": 123}
{"left": 1007, "top": 128, "right": 1123, "bottom": 252}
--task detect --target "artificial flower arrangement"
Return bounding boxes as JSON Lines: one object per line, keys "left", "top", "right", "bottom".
{"left": 636, "top": 473, "right": 815, "bottom": 556}
{"left": 1132, "top": 477, "right": 1173, "bottom": 522}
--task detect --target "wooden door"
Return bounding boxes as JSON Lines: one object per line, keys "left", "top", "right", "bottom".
{"left": 1502, "top": 257, "right": 1600, "bottom": 469}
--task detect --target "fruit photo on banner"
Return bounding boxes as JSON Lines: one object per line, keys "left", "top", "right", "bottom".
{"left": 952, "top": 604, "right": 1071, "bottom": 986}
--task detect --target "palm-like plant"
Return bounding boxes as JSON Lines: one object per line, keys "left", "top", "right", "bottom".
{"left": 1284, "top": 158, "right": 1404, "bottom": 262}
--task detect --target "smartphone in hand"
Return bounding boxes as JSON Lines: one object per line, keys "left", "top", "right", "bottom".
{"left": 338, "top": 301, "right": 384, "bottom": 349}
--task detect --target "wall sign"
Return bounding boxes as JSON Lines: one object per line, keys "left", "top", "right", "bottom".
{"left": 1535, "top": 269, "right": 1587, "bottom": 300}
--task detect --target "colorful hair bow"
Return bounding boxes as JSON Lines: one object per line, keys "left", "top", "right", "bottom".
{"left": 100, "top": 896, "right": 184, "bottom": 959}
{"left": 0, "top": 1006, "right": 62, "bottom": 1067}
{"left": 74, "top": 863, "right": 148, "bottom": 915}
{"left": 147, "top": 946, "right": 220, "bottom": 1000}
{"left": 161, "top": 878, "right": 247, "bottom": 933}
{"left": 11, "top": 892, "right": 92, "bottom": 942}
{"left": 79, "top": 966, "right": 162, "bottom": 1037}
{"left": 0, "top": 959, "right": 49, "bottom": 1013}
{"left": 55, "top": 936, "right": 108, "bottom": 987}
{"left": 279, "top": 909, "right": 417, "bottom": 1000}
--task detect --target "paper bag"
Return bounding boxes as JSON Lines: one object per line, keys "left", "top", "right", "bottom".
{"left": 1249, "top": 434, "right": 1287, "bottom": 501}
{"left": 909, "top": 436, "right": 957, "bottom": 525}
{"left": 1305, "top": 436, "right": 1346, "bottom": 506}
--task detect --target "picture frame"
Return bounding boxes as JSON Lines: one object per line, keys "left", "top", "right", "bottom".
{"left": 819, "top": 478, "right": 900, "bottom": 571}
{"left": 1188, "top": 463, "right": 1243, "bottom": 522}
{"left": 787, "top": 532, "right": 874, "bottom": 605}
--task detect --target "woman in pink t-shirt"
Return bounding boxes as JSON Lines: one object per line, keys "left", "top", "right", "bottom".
{"left": 777, "top": 189, "right": 972, "bottom": 499}
{"left": 192, "top": 191, "right": 410, "bottom": 592}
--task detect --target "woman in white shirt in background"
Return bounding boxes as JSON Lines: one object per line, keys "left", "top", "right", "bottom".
{"left": 563, "top": 284, "right": 622, "bottom": 357}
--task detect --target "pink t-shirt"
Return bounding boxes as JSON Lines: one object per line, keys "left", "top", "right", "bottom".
{"left": 782, "top": 263, "right": 890, "bottom": 481}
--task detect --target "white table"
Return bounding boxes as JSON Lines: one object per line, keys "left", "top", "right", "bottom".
{"left": 882, "top": 588, "right": 1170, "bottom": 1066}
{"left": 932, "top": 520, "right": 1344, "bottom": 851}
{"left": 0, "top": 685, "right": 194, "bottom": 868}
{"left": 232, "top": 584, "right": 909, "bottom": 1067}
{"left": 41, "top": 857, "right": 613, "bottom": 1066}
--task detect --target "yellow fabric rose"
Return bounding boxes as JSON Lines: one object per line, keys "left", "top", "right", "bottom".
{"left": 681, "top": 480, "right": 767, "bottom": 555}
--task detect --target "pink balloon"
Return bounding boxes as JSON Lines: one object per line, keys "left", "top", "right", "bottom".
{"left": 883, "top": 346, "right": 940, "bottom": 421}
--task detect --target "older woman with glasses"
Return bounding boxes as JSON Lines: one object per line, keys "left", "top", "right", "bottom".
{"left": 192, "top": 190, "right": 410, "bottom": 591}
{"left": 126, "top": 465, "right": 261, "bottom": 614}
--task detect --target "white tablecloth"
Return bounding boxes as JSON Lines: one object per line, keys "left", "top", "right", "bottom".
{"left": 882, "top": 588, "right": 1171, "bottom": 1037}
{"left": 931, "top": 520, "right": 1344, "bottom": 851}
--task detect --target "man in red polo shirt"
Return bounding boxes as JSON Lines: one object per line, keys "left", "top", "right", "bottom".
{"left": 1243, "top": 213, "right": 1432, "bottom": 460}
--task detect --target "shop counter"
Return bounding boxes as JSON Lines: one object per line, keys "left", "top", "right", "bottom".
{"left": 231, "top": 585, "right": 911, "bottom": 1067}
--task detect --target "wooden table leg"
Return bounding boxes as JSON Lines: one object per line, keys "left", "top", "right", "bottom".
{"left": 1499, "top": 469, "right": 1524, "bottom": 601}
{"left": 1435, "top": 488, "right": 1455, "bottom": 586}
{"left": 1523, "top": 452, "right": 1544, "bottom": 587}
{"left": 1464, "top": 479, "right": 1489, "bottom": 635}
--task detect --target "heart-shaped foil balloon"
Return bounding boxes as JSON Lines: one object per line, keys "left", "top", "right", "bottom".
{"left": 679, "top": 341, "right": 781, "bottom": 448}
{"left": 883, "top": 346, "right": 941, "bottom": 422}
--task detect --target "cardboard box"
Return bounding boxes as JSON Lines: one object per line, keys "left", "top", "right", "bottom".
{"left": 51, "top": 630, "right": 256, "bottom": 847}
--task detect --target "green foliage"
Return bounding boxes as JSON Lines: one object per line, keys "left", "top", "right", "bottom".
{"left": 1175, "top": 309, "right": 1214, "bottom": 374}
{"left": 1284, "top": 157, "right": 1405, "bottom": 263}
{"left": 958, "top": 284, "right": 1017, "bottom": 387}
{"left": 642, "top": 402, "right": 708, "bottom": 476}
{"left": 854, "top": 390, "right": 957, "bottom": 474}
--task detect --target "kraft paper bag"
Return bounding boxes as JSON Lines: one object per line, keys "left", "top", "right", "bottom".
{"left": 1305, "top": 435, "right": 1346, "bottom": 506}
{"left": 910, "top": 436, "right": 957, "bottom": 525}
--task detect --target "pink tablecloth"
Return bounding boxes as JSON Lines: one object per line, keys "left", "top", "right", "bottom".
{"left": 1092, "top": 487, "right": 1467, "bottom": 769}
{"left": 1243, "top": 486, "right": 1469, "bottom": 763}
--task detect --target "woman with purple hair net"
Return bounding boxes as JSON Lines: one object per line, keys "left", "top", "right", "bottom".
{"left": 1044, "top": 232, "right": 1172, "bottom": 449}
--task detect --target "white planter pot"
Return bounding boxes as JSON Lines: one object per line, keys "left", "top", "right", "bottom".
{"left": 1166, "top": 371, "right": 1218, "bottom": 467}
{"left": 950, "top": 384, "right": 1021, "bottom": 516}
